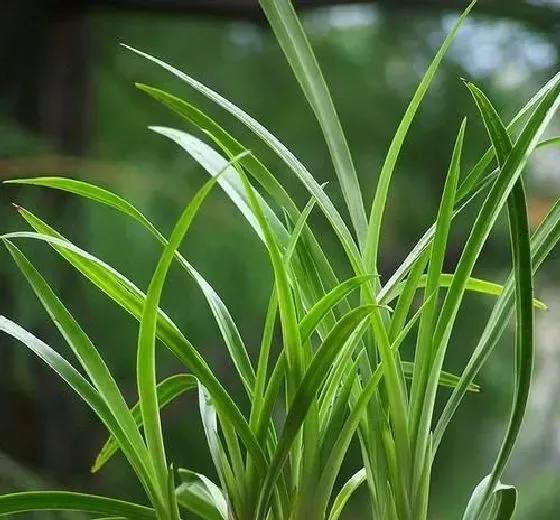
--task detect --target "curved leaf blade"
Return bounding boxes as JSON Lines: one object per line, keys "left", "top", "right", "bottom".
{"left": 2, "top": 242, "right": 158, "bottom": 502}
{"left": 176, "top": 469, "right": 227, "bottom": 520}
{"left": 423, "top": 65, "right": 560, "bottom": 483}
{"left": 435, "top": 198, "right": 560, "bottom": 451}
{"left": 328, "top": 468, "right": 367, "bottom": 520}
{"left": 383, "top": 273, "right": 545, "bottom": 310}
{"left": 2, "top": 228, "right": 267, "bottom": 475}
{"left": 460, "top": 80, "right": 534, "bottom": 518}
{"left": 93, "top": 374, "right": 197, "bottom": 473}
{"left": 364, "top": 1, "right": 475, "bottom": 277}
{"left": 238, "top": 170, "right": 304, "bottom": 400}
{"left": 298, "top": 275, "right": 374, "bottom": 343}
{"left": 9, "top": 176, "right": 257, "bottom": 399}
{"left": 0, "top": 492, "right": 155, "bottom": 520}
{"left": 401, "top": 362, "right": 479, "bottom": 393}
{"left": 123, "top": 45, "right": 363, "bottom": 273}
{"left": 410, "top": 119, "right": 466, "bottom": 479}
{"left": 137, "top": 170, "right": 224, "bottom": 488}
{"left": 463, "top": 476, "right": 517, "bottom": 520}
{"left": 0, "top": 315, "right": 159, "bottom": 507}
{"left": 259, "top": 0, "right": 367, "bottom": 246}
{"left": 255, "top": 305, "right": 374, "bottom": 518}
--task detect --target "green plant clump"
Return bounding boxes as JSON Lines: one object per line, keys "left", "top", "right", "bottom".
{"left": 1, "top": 0, "right": 560, "bottom": 519}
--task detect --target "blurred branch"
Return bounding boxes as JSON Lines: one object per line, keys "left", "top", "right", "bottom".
{"left": 0, "top": 154, "right": 194, "bottom": 204}
{"left": 0, "top": 155, "right": 142, "bottom": 182}
{"left": 92, "top": 0, "right": 560, "bottom": 34}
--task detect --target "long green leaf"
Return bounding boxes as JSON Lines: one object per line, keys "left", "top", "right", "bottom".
{"left": 250, "top": 286, "right": 278, "bottom": 434}
{"left": 434, "top": 198, "right": 560, "bottom": 451}
{"left": 123, "top": 46, "right": 363, "bottom": 275}
{"left": 383, "top": 273, "right": 545, "bottom": 310}
{"left": 258, "top": 0, "right": 367, "bottom": 247}
{"left": 93, "top": 374, "right": 197, "bottom": 473}
{"left": 461, "top": 81, "right": 534, "bottom": 518}
{"left": 417, "top": 68, "right": 560, "bottom": 481}
{"left": 462, "top": 476, "right": 517, "bottom": 520}
{"left": 364, "top": 1, "right": 475, "bottom": 277}
{"left": 255, "top": 305, "right": 374, "bottom": 519}
{"left": 536, "top": 135, "right": 560, "bottom": 149}
{"left": 238, "top": 170, "right": 304, "bottom": 400}
{"left": 2, "top": 228, "right": 267, "bottom": 475}
{"left": 328, "top": 468, "right": 367, "bottom": 520}
{"left": 219, "top": 410, "right": 247, "bottom": 517}
{"left": 176, "top": 469, "right": 227, "bottom": 520}
{"left": 318, "top": 325, "right": 368, "bottom": 431}
{"left": 255, "top": 352, "right": 286, "bottom": 447}
{"left": 400, "top": 362, "right": 479, "bottom": 392}
{"left": 410, "top": 119, "right": 466, "bottom": 478}
{"left": 457, "top": 70, "right": 560, "bottom": 201}
{"left": 379, "top": 70, "right": 560, "bottom": 309}
{"left": 298, "top": 275, "right": 374, "bottom": 342}
{"left": 137, "top": 171, "right": 222, "bottom": 493}
{"left": 0, "top": 315, "right": 160, "bottom": 509}
{"left": 409, "top": 121, "right": 466, "bottom": 508}
{"left": 8, "top": 173, "right": 257, "bottom": 399}
{"left": 315, "top": 355, "right": 363, "bottom": 489}
{"left": 283, "top": 195, "right": 317, "bottom": 264}
{"left": 388, "top": 249, "right": 430, "bottom": 344}
{"left": 3, "top": 242, "right": 166, "bottom": 514}
{"left": 197, "top": 383, "right": 237, "bottom": 510}
{"left": 2, "top": 243, "right": 159, "bottom": 497}
{"left": 0, "top": 492, "right": 155, "bottom": 519}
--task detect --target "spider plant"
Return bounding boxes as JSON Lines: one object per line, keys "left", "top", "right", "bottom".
{"left": 1, "top": 0, "right": 560, "bottom": 519}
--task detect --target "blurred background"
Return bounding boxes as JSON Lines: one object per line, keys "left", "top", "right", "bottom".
{"left": 1, "top": 0, "right": 560, "bottom": 518}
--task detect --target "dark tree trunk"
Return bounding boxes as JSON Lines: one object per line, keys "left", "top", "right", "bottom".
{"left": 0, "top": 0, "right": 90, "bottom": 480}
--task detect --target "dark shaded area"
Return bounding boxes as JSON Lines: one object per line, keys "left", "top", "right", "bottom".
{"left": 0, "top": 0, "right": 89, "bottom": 476}
{"left": 93, "top": 0, "right": 560, "bottom": 33}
